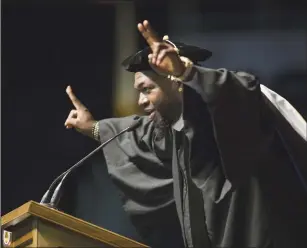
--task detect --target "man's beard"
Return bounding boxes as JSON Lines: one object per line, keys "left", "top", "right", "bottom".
{"left": 150, "top": 97, "right": 181, "bottom": 140}
{"left": 152, "top": 111, "right": 170, "bottom": 141}
{"left": 151, "top": 109, "right": 176, "bottom": 141}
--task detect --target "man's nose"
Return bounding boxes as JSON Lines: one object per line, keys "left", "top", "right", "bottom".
{"left": 138, "top": 93, "right": 149, "bottom": 107}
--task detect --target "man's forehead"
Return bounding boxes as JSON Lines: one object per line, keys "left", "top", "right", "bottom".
{"left": 134, "top": 72, "right": 145, "bottom": 88}
{"left": 135, "top": 71, "right": 144, "bottom": 80}
{"left": 135, "top": 70, "right": 157, "bottom": 80}
{"left": 134, "top": 71, "right": 157, "bottom": 89}
{"left": 135, "top": 71, "right": 148, "bottom": 78}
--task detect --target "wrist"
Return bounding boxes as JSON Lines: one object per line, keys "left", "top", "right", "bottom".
{"left": 168, "top": 56, "right": 194, "bottom": 82}
{"left": 91, "top": 121, "right": 100, "bottom": 141}
{"left": 173, "top": 61, "right": 186, "bottom": 77}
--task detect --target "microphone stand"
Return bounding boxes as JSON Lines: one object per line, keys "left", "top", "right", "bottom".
{"left": 40, "top": 116, "right": 141, "bottom": 209}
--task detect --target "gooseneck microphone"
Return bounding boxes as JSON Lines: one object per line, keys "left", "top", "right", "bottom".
{"left": 40, "top": 116, "right": 141, "bottom": 209}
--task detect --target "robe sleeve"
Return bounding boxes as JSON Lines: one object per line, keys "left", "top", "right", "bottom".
{"left": 182, "top": 66, "right": 274, "bottom": 185}
{"left": 98, "top": 115, "right": 141, "bottom": 143}
{"left": 260, "top": 85, "right": 307, "bottom": 192}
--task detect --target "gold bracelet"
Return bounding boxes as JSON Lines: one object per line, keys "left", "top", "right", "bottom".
{"left": 167, "top": 56, "right": 194, "bottom": 82}
{"left": 92, "top": 121, "right": 100, "bottom": 141}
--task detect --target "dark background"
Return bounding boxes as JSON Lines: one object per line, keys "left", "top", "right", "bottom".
{"left": 2, "top": 1, "right": 116, "bottom": 214}
{"left": 2, "top": 0, "right": 307, "bottom": 243}
{"left": 1, "top": 0, "right": 169, "bottom": 214}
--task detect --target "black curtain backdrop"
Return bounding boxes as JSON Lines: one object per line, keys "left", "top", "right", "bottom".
{"left": 2, "top": 2, "right": 115, "bottom": 214}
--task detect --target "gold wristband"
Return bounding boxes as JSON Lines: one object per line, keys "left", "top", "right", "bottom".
{"left": 167, "top": 56, "right": 194, "bottom": 82}
{"left": 92, "top": 121, "right": 100, "bottom": 141}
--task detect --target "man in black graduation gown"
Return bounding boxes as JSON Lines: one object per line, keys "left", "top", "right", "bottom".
{"left": 64, "top": 20, "right": 307, "bottom": 248}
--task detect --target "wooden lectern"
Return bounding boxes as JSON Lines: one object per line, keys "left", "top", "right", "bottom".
{"left": 1, "top": 201, "right": 149, "bottom": 247}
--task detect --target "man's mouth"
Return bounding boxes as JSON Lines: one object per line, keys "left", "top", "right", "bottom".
{"left": 144, "top": 109, "right": 156, "bottom": 120}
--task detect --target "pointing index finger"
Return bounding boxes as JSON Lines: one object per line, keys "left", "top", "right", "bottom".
{"left": 137, "top": 20, "right": 161, "bottom": 47}
{"left": 66, "top": 85, "right": 86, "bottom": 110}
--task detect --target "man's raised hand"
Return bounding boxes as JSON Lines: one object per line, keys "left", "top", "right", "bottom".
{"left": 137, "top": 20, "right": 185, "bottom": 77}
{"left": 65, "top": 85, "right": 96, "bottom": 137}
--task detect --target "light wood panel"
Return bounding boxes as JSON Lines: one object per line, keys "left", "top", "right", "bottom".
{"left": 2, "top": 201, "right": 148, "bottom": 248}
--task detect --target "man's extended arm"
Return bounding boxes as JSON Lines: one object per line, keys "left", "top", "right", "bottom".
{"left": 181, "top": 66, "right": 273, "bottom": 184}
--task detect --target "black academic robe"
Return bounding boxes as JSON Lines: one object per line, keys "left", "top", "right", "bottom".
{"left": 98, "top": 66, "right": 307, "bottom": 248}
